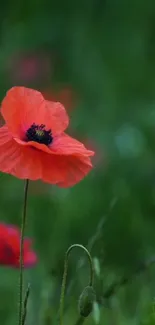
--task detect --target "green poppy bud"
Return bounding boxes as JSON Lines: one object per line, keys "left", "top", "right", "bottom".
{"left": 78, "top": 286, "right": 96, "bottom": 317}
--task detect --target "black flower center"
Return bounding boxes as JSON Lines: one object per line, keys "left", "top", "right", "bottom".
{"left": 26, "top": 123, "right": 53, "bottom": 145}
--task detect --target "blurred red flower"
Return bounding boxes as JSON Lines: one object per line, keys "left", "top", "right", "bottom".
{"left": 0, "top": 87, "right": 94, "bottom": 187}
{"left": 0, "top": 223, "right": 37, "bottom": 268}
{"left": 43, "top": 87, "right": 75, "bottom": 111}
{"left": 9, "top": 52, "right": 51, "bottom": 84}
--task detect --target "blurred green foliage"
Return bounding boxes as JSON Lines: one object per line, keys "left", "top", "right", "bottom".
{"left": 1, "top": 0, "right": 155, "bottom": 324}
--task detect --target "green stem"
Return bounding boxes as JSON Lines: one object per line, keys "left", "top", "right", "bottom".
{"left": 18, "top": 179, "right": 29, "bottom": 325}
{"left": 59, "top": 244, "right": 94, "bottom": 325}
{"left": 22, "top": 283, "right": 31, "bottom": 325}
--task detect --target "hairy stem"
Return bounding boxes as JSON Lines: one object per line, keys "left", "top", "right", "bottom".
{"left": 18, "top": 179, "right": 29, "bottom": 325}
{"left": 59, "top": 244, "right": 94, "bottom": 325}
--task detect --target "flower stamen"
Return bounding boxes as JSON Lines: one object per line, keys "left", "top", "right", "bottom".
{"left": 26, "top": 123, "right": 53, "bottom": 145}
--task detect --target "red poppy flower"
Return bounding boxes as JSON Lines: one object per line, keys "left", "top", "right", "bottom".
{"left": 0, "top": 223, "right": 37, "bottom": 268}
{"left": 0, "top": 87, "right": 94, "bottom": 187}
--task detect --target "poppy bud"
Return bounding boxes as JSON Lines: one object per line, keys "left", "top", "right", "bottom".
{"left": 78, "top": 286, "right": 96, "bottom": 317}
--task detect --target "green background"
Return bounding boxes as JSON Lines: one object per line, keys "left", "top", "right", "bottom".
{"left": 1, "top": 0, "right": 155, "bottom": 324}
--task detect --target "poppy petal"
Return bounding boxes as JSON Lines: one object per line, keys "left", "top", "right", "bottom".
{"left": 0, "top": 133, "right": 62, "bottom": 183}
{"left": 7, "top": 224, "right": 20, "bottom": 236}
{"left": 24, "top": 250, "right": 37, "bottom": 267}
{"left": 45, "top": 100, "right": 69, "bottom": 134}
{"left": 41, "top": 154, "right": 93, "bottom": 187}
{"left": 0, "top": 144, "right": 42, "bottom": 181}
{"left": 15, "top": 132, "right": 95, "bottom": 157}
{"left": 1, "top": 87, "right": 69, "bottom": 138}
{"left": 0, "top": 223, "right": 8, "bottom": 236}
{"left": 0, "top": 137, "right": 93, "bottom": 186}
{"left": 14, "top": 137, "right": 53, "bottom": 154}
{"left": 0, "top": 125, "right": 12, "bottom": 144}
{"left": 24, "top": 238, "right": 32, "bottom": 250}
{"left": 0, "top": 222, "right": 37, "bottom": 268}
{"left": 0, "top": 125, "right": 93, "bottom": 186}
{"left": 58, "top": 155, "right": 93, "bottom": 187}
{"left": 49, "top": 133, "right": 95, "bottom": 157}
{"left": 0, "top": 127, "right": 23, "bottom": 174}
